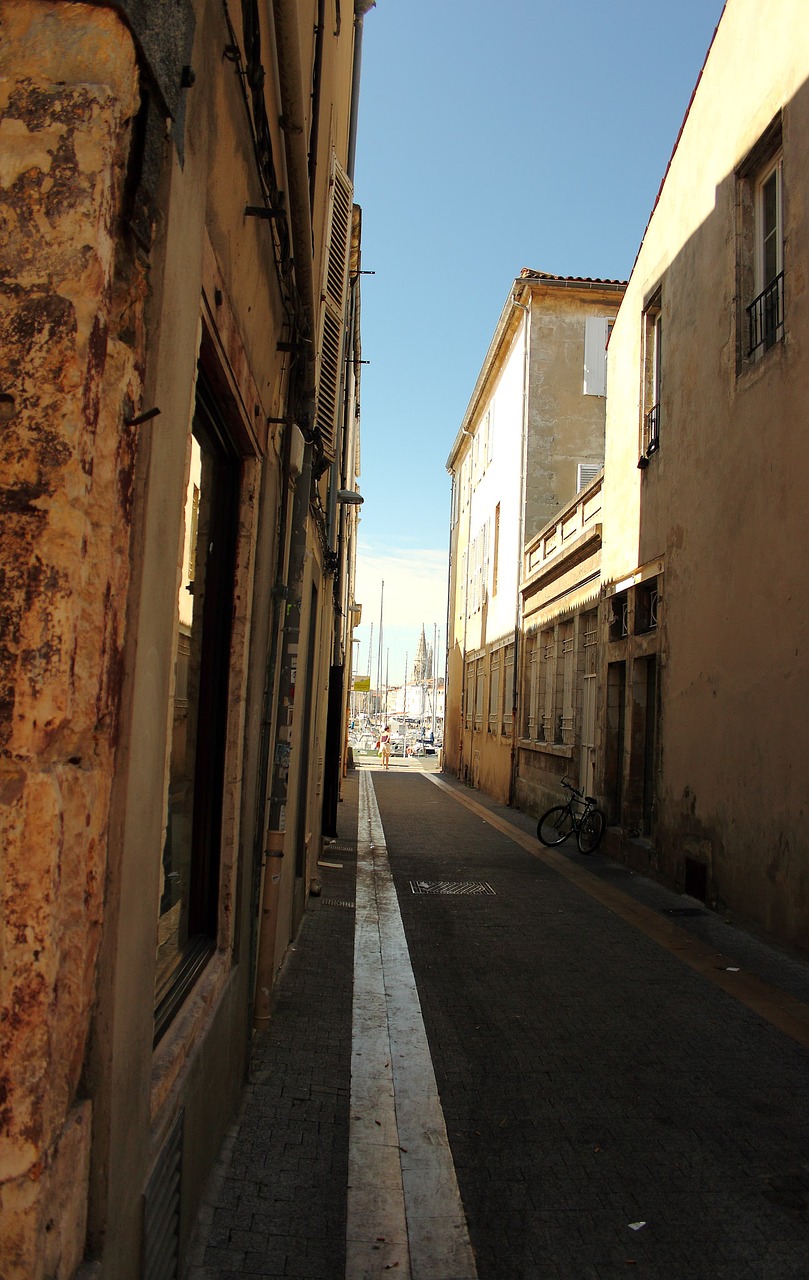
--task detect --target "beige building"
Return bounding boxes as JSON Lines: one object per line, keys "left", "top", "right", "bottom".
{"left": 593, "top": 0, "right": 809, "bottom": 946}
{"left": 0, "top": 1, "right": 369, "bottom": 1276}
{"left": 445, "top": 272, "right": 624, "bottom": 803}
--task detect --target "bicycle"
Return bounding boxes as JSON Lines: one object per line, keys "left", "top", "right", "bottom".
{"left": 537, "top": 778, "right": 606, "bottom": 853}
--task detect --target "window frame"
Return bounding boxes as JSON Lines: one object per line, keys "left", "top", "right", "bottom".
{"left": 154, "top": 369, "right": 241, "bottom": 1044}
{"left": 488, "top": 650, "right": 501, "bottom": 734}
{"left": 638, "top": 289, "right": 662, "bottom": 467}
{"left": 736, "top": 113, "right": 785, "bottom": 369}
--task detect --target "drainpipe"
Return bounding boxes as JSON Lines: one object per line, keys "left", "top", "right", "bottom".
{"left": 272, "top": 0, "right": 317, "bottom": 355}
{"left": 459, "top": 429, "right": 473, "bottom": 782}
{"left": 322, "top": 1, "right": 373, "bottom": 829}
{"left": 254, "top": 438, "right": 313, "bottom": 1026}
{"left": 348, "top": 1, "right": 375, "bottom": 178}
{"left": 308, "top": 0, "right": 325, "bottom": 213}
{"left": 441, "top": 487, "right": 453, "bottom": 771}
{"left": 510, "top": 288, "right": 531, "bottom": 807}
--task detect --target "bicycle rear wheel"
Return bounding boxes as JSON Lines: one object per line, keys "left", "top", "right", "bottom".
{"left": 577, "top": 808, "right": 605, "bottom": 853}
{"left": 537, "top": 805, "right": 574, "bottom": 846}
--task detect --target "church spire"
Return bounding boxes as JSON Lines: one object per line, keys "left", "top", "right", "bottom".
{"left": 412, "top": 625, "right": 428, "bottom": 682}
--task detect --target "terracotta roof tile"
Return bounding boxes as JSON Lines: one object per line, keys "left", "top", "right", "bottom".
{"left": 519, "top": 267, "right": 627, "bottom": 286}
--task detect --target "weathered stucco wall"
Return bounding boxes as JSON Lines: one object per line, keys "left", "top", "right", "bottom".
{"left": 602, "top": 0, "right": 809, "bottom": 945}
{"left": 525, "top": 290, "right": 619, "bottom": 544}
{"left": 0, "top": 4, "right": 142, "bottom": 1275}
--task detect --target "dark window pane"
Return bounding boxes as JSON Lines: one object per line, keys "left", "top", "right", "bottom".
{"left": 155, "top": 376, "right": 239, "bottom": 1026}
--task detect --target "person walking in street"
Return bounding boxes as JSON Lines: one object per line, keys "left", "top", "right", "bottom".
{"left": 379, "top": 725, "right": 392, "bottom": 769}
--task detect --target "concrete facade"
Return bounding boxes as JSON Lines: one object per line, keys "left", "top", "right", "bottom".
{"left": 445, "top": 274, "right": 624, "bottom": 805}
{"left": 0, "top": 1, "right": 368, "bottom": 1275}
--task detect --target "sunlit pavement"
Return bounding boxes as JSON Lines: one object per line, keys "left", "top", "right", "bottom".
{"left": 187, "top": 763, "right": 809, "bottom": 1279}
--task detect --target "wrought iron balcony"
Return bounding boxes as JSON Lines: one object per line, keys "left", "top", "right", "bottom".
{"left": 643, "top": 402, "right": 660, "bottom": 456}
{"left": 747, "top": 271, "right": 784, "bottom": 355}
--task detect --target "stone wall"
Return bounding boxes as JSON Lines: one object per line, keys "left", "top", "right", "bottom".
{"left": 0, "top": 4, "right": 143, "bottom": 1274}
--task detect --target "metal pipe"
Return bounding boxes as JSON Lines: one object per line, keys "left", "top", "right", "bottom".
{"left": 271, "top": 0, "right": 317, "bottom": 356}
{"left": 510, "top": 291, "right": 531, "bottom": 806}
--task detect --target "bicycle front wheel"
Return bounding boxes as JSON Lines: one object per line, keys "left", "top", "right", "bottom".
{"left": 577, "top": 808, "right": 605, "bottom": 853}
{"left": 537, "top": 805, "right": 574, "bottom": 846}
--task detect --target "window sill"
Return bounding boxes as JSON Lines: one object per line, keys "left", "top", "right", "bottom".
{"left": 518, "top": 738, "right": 574, "bottom": 759}
{"left": 736, "top": 331, "right": 785, "bottom": 386}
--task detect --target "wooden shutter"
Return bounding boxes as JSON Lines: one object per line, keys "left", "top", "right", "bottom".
{"left": 583, "top": 315, "right": 609, "bottom": 396}
{"left": 315, "top": 156, "right": 353, "bottom": 460}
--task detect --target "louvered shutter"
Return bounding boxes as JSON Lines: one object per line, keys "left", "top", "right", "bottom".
{"left": 583, "top": 315, "right": 609, "bottom": 396}
{"left": 315, "top": 157, "right": 353, "bottom": 460}
{"left": 577, "top": 463, "right": 601, "bottom": 491}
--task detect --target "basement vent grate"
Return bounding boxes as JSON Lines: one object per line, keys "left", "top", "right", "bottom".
{"left": 662, "top": 907, "right": 708, "bottom": 917}
{"left": 142, "top": 1109, "right": 183, "bottom": 1280}
{"left": 321, "top": 897, "right": 356, "bottom": 908}
{"left": 410, "top": 880, "right": 496, "bottom": 896}
{"left": 323, "top": 841, "right": 358, "bottom": 854}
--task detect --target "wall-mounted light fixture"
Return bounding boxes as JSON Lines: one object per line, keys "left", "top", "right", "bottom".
{"left": 336, "top": 490, "right": 364, "bottom": 505}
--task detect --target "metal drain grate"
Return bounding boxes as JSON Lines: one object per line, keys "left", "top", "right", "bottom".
{"left": 410, "top": 880, "right": 496, "bottom": 896}
{"left": 323, "top": 841, "right": 358, "bottom": 854}
{"left": 321, "top": 897, "right": 355, "bottom": 908}
{"left": 662, "top": 907, "right": 708, "bottom": 917}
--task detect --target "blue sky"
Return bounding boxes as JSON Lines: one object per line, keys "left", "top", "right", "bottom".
{"left": 351, "top": 0, "right": 726, "bottom": 688}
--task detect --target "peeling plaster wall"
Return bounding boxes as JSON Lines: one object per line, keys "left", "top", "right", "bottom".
{"left": 0, "top": 3, "right": 142, "bottom": 1276}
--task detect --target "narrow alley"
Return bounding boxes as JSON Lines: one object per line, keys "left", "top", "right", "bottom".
{"left": 187, "top": 759, "right": 809, "bottom": 1280}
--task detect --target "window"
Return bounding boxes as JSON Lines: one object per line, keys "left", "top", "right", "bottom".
{"left": 560, "top": 621, "right": 575, "bottom": 744}
{"left": 464, "top": 660, "right": 475, "bottom": 728}
{"left": 155, "top": 371, "right": 240, "bottom": 1042}
{"left": 583, "top": 315, "right": 610, "bottom": 396}
{"left": 488, "top": 652, "right": 500, "bottom": 733}
{"left": 540, "top": 628, "right": 556, "bottom": 742}
{"left": 635, "top": 577, "right": 660, "bottom": 634}
{"left": 502, "top": 643, "right": 515, "bottom": 735}
{"left": 474, "top": 658, "right": 485, "bottom": 730}
{"left": 737, "top": 114, "right": 784, "bottom": 365}
{"left": 469, "top": 520, "right": 490, "bottom": 613}
{"left": 526, "top": 633, "right": 540, "bottom": 740}
{"left": 749, "top": 155, "right": 784, "bottom": 354}
{"left": 315, "top": 154, "right": 352, "bottom": 460}
{"left": 577, "top": 463, "right": 601, "bottom": 492}
{"left": 638, "top": 291, "right": 662, "bottom": 466}
{"left": 609, "top": 590, "right": 629, "bottom": 641}
{"left": 492, "top": 504, "right": 500, "bottom": 597}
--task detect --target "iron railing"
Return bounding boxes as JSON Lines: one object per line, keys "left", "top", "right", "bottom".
{"left": 748, "top": 271, "right": 784, "bottom": 355}
{"left": 643, "top": 402, "right": 660, "bottom": 455}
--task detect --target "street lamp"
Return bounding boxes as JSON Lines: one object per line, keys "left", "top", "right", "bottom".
{"left": 336, "top": 489, "right": 364, "bottom": 505}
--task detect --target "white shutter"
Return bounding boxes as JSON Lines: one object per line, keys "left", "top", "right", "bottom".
{"left": 315, "top": 156, "right": 353, "bottom": 460}
{"left": 583, "top": 315, "right": 609, "bottom": 397}
{"left": 577, "top": 463, "right": 601, "bottom": 491}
